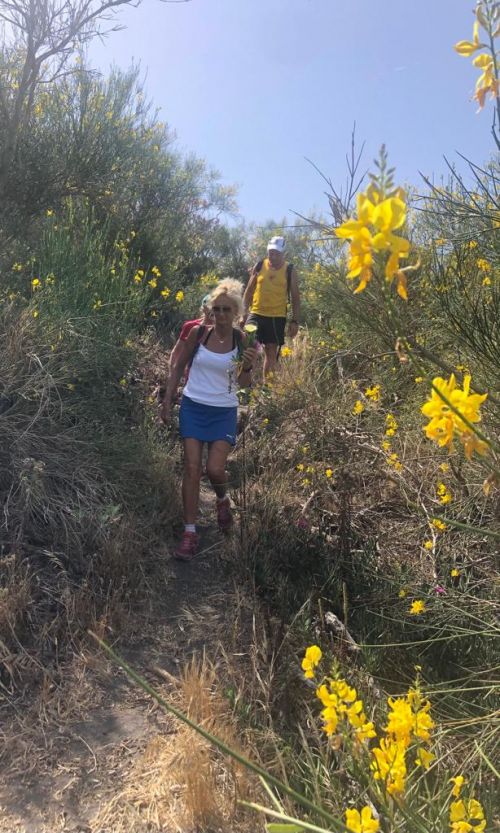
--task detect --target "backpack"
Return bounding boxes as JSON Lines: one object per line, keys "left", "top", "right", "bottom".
{"left": 188, "top": 325, "right": 244, "bottom": 369}
{"left": 252, "top": 259, "right": 294, "bottom": 301}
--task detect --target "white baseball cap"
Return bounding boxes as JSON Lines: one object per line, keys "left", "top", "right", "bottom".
{"left": 267, "top": 236, "right": 286, "bottom": 253}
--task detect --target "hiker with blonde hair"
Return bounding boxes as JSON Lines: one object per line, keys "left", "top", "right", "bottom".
{"left": 160, "top": 278, "right": 257, "bottom": 560}
{"left": 169, "top": 293, "right": 213, "bottom": 371}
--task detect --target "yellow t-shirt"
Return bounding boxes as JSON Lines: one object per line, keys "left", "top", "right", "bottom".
{"left": 250, "top": 258, "right": 288, "bottom": 317}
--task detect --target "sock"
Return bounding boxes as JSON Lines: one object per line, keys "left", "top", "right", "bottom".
{"left": 185, "top": 523, "right": 196, "bottom": 534}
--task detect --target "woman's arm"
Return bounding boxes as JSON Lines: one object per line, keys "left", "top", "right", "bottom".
{"left": 237, "top": 336, "right": 257, "bottom": 387}
{"left": 169, "top": 320, "right": 194, "bottom": 369}
{"left": 160, "top": 327, "right": 200, "bottom": 422}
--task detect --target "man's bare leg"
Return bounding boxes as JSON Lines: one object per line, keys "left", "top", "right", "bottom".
{"left": 263, "top": 343, "right": 279, "bottom": 379}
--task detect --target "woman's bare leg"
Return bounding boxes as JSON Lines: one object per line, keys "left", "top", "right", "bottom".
{"left": 206, "top": 440, "right": 232, "bottom": 498}
{"left": 182, "top": 438, "right": 203, "bottom": 524}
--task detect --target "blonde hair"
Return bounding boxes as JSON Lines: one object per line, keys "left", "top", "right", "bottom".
{"left": 208, "top": 278, "right": 244, "bottom": 319}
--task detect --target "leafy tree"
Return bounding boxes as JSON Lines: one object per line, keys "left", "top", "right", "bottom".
{"left": 0, "top": 0, "right": 153, "bottom": 195}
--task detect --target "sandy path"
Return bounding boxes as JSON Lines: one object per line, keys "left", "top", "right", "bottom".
{"left": 0, "top": 483, "right": 252, "bottom": 833}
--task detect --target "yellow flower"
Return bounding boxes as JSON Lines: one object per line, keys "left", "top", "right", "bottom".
{"left": 439, "top": 462, "right": 450, "bottom": 472}
{"left": 296, "top": 463, "right": 304, "bottom": 471}
{"left": 93, "top": 299, "right": 103, "bottom": 310}
{"left": 301, "top": 645, "right": 322, "bottom": 679}
{"left": 450, "top": 799, "right": 486, "bottom": 833}
{"left": 12, "top": 262, "right": 23, "bottom": 271}
{"left": 468, "top": 240, "right": 478, "bottom": 249}
{"left": 32, "top": 309, "right": 39, "bottom": 318}
{"left": 382, "top": 440, "right": 391, "bottom": 451}
{"left": 46, "top": 208, "right": 54, "bottom": 217}
{"left": 476, "top": 258, "right": 491, "bottom": 272}
{"left": 335, "top": 184, "right": 410, "bottom": 296}
{"left": 454, "top": 20, "right": 482, "bottom": 57}
{"left": 151, "top": 265, "right": 161, "bottom": 277}
{"left": 385, "top": 695, "right": 425, "bottom": 745}
{"left": 451, "top": 568, "right": 460, "bottom": 578}
{"left": 281, "top": 345, "right": 292, "bottom": 357}
{"left": 431, "top": 518, "right": 447, "bottom": 532}
{"left": 450, "top": 775, "right": 466, "bottom": 798}
{"left": 119, "top": 378, "right": 127, "bottom": 387}
{"left": 371, "top": 737, "right": 407, "bottom": 795}
{"left": 415, "top": 747, "right": 435, "bottom": 769}
{"left": 353, "top": 400, "right": 365, "bottom": 415}
{"left": 262, "top": 418, "right": 269, "bottom": 425}
{"left": 385, "top": 413, "right": 398, "bottom": 432}
{"left": 133, "top": 272, "right": 143, "bottom": 284}
{"left": 399, "top": 588, "right": 407, "bottom": 598}
{"left": 175, "top": 290, "right": 184, "bottom": 303}
{"left": 345, "top": 806, "right": 379, "bottom": 833}
{"left": 161, "top": 288, "right": 170, "bottom": 299}
{"left": 31, "top": 278, "right": 41, "bottom": 289}
{"left": 316, "top": 676, "right": 374, "bottom": 741}
{"left": 302, "top": 478, "right": 311, "bottom": 486}
{"left": 472, "top": 53, "right": 498, "bottom": 109}
{"left": 148, "top": 278, "right": 157, "bottom": 289}
{"left": 415, "top": 376, "right": 424, "bottom": 383}
{"left": 409, "top": 599, "right": 426, "bottom": 615}
{"left": 421, "top": 374, "right": 488, "bottom": 458}
{"left": 244, "top": 323, "right": 258, "bottom": 347}
{"left": 365, "top": 384, "right": 381, "bottom": 402}
{"left": 482, "top": 276, "right": 491, "bottom": 286}
{"left": 325, "top": 468, "right": 333, "bottom": 478}
{"left": 437, "top": 482, "right": 452, "bottom": 505}
{"left": 424, "top": 540, "right": 433, "bottom": 550}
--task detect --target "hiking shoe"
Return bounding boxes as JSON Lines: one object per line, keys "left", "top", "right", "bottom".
{"left": 174, "top": 531, "right": 199, "bottom": 561}
{"left": 216, "top": 497, "right": 233, "bottom": 532}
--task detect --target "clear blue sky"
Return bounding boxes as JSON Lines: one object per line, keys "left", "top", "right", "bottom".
{"left": 90, "top": 0, "right": 496, "bottom": 226}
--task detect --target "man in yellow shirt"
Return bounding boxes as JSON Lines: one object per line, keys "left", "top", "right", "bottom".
{"left": 242, "top": 236, "right": 300, "bottom": 378}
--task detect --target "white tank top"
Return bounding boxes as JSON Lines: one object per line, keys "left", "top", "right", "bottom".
{"left": 183, "top": 341, "right": 239, "bottom": 407}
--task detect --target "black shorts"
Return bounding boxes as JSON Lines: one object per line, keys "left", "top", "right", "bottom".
{"left": 246, "top": 314, "right": 286, "bottom": 346}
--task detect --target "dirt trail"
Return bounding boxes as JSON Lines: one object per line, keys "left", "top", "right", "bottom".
{"left": 0, "top": 484, "right": 252, "bottom": 833}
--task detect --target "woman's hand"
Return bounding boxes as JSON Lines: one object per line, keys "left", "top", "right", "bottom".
{"left": 240, "top": 346, "right": 257, "bottom": 371}
{"left": 159, "top": 398, "right": 172, "bottom": 425}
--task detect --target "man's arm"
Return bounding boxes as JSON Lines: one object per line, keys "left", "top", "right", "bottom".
{"left": 287, "top": 266, "right": 300, "bottom": 338}
{"left": 242, "top": 270, "right": 258, "bottom": 320}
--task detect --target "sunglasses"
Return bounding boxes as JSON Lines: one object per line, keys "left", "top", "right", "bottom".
{"left": 211, "top": 305, "right": 232, "bottom": 313}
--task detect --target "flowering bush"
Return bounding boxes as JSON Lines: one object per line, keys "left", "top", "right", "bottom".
{"left": 297, "top": 645, "right": 488, "bottom": 833}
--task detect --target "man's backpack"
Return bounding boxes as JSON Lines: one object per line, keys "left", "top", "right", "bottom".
{"left": 252, "top": 259, "right": 294, "bottom": 301}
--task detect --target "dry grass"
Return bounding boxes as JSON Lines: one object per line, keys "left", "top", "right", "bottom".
{"left": 92, "top": 654, "right": 262, "bottom": 833}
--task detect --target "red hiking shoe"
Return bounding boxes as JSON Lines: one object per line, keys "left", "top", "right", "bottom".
{"left": 216, "top": 497, "right": 233, "bottom": 532}
{"left": 174, "top": 530, "right": 199, "bottom": 561}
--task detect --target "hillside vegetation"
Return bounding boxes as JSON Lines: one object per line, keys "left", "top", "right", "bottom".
{"left": 0, "top": 1, "right": 498, "bottom": 832}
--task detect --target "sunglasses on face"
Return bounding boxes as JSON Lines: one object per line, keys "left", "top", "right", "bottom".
{"left": 211, "top": 305, "right": 232, "bottom": 313}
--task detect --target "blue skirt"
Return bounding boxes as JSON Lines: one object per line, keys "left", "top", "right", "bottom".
{"left": 179, "top": 395, "right": 237, "bottom": 446}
